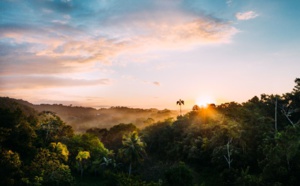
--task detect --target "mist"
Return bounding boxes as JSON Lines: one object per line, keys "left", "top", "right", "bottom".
{"left": 32, "top": 104, "right": 180, "bottom": 133}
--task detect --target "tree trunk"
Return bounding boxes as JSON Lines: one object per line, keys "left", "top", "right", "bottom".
{"left": 128, "top": 162, "right": 132, "bottom": 176}
{"left": 79, "top": 162, "right": 83, "bottom": 178}
{"left": 180, "top": 105, "right": 182, "bottom": 115}
{"left": 224, "top": 139, "right": 233, "bottom": 169}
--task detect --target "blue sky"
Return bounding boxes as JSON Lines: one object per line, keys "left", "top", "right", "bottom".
{"left": 0, "top": 0, "right": 299, "bottom": 109}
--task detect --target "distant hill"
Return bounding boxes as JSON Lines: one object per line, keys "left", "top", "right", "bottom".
{"left": 0, "top": 97, "right": 179, "bottom": 132}
{"left": 0, "top": 97, "right": 37, "bottom": 117}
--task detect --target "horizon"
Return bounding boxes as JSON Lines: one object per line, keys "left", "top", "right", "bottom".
{"left": 1, "top": 0, "right": 299, "bottom": 110}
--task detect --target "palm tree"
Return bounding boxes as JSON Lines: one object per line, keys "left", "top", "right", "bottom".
{"left": 119, "top": 131, "right": 146, "bottom": 176}
{"left": 176, "top": 99, "right": 184, "bottom": 115}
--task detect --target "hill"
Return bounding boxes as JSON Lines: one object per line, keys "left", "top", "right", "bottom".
{"left": 0, "top": 97, "right": 37, "bottom": 117}
{"left": 0, "top": 97, "right": 178, "bottom": 132}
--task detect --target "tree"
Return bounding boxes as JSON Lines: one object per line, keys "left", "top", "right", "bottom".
{"left": 76, "top": 151, "right": 91, "bottom": 178}
{"left": 37, "top": 111, "right": 74, "bottom": 145}
{"left": 86, "top": 127, "right": 108, "bottom": 142}
{"left": 143, "top": 118, "right": 155, "bottom": 126}
{"left": 192, "top": 105, "right": 200, "bottom": 111}
{"left": 29, "top": 148, "right": 74, "bottom": 185}
{"left": 0, "top": 150, "right": 22, "bottom": 185}
{"left": 292, "top": 78, "right": 300, "bottom": 93}
{"left": 120, "top": 131, "right": 146, "bottom": 176}
{"left": 0, "top": 108, "right": 37, "bottom": 161}
{"left": 102, "top": 123, "right": 138, "bottom": 152}
{"left": 163, "top": 162, "right": 193, "bottom": 186}
{"left": 142, "top": 119, "right": 174, "bottom": 159}
{"left": 176, "top": 99, "right": 184, "bottom": 116}
{"left": 66, "top": 133, "right": 109, "bottom": 177}
{"left": 49, "top": 142, "right": 69, "bottom": 162}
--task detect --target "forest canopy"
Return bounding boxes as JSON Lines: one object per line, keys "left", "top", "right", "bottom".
{"left": 0, "top": 78, "right": 300, "bottom": 185}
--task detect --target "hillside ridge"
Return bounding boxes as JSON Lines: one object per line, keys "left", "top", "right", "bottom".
{"left": 0, "top": 97, "right": 178, "bottom": 132}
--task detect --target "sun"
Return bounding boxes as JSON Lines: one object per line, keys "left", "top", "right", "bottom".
{"left": 196, "top": 96, "right": 215, "bottom": 108}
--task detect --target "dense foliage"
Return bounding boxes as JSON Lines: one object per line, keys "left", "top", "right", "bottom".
{"left": 0, "top": 78, "right": 300, "bottom": 185}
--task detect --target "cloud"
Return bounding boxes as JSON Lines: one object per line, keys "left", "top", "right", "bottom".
{"left": 236, "top": 11, "right": 259, "bottom": 20}
{"left": 0, "top": 0, "right": 239, "bottom": 78}
{"left": 226, "top": 0, "right": 233, "bottom": 6}
{"left": 103, "top": 7, "right": 238, "bottom": 48}
{"left": 0, "top": 0, "right": 236, "bottom": 63}
{"left": 0, "top": 54, "right": 102, "bottom": 76}
{"left": 0, "top": 76, "right": 110, "bottom": 90}
{"left": 153, "top": 81, "right": 161, "bottom": 86}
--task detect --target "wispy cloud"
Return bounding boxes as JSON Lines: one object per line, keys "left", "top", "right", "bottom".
{"left": 0, "top": 76, "right": 110, "bottom": 90}
{"left": 236, "top": 11, "right": 259, "bottom": 20}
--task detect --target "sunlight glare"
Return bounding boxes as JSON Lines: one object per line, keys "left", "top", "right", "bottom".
{"left": 196, "top": 96, "right": 215, "bottom": 108}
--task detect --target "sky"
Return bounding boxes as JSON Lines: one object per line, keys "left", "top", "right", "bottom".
{"left": 0, "top": 0, "right": 300, "bottom": 110}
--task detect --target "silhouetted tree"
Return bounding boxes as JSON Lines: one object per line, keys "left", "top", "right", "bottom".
{"left": 176, "top": 99, "right": 184, "bottom": 115}
{"left": 192, "top": 105, "right": 200, "bottom": 111}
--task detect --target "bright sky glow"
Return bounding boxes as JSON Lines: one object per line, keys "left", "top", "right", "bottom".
{"left": 196, "top": 96, "right": 216, "bottom": 108}
{"left": 0, "top": 0, "right": 299, "bottom": 110}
